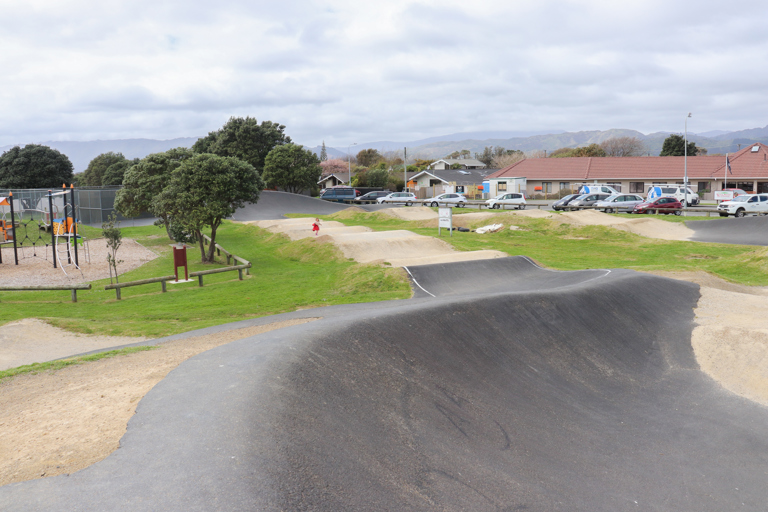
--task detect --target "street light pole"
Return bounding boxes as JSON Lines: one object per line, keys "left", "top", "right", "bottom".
{"left": 684, "top": 113, "right": 691, "bottom": 213}
{"left": 348, "top": 143, "right": 357, "bottom": 185}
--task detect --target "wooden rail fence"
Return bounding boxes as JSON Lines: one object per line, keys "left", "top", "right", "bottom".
{"left": 0, "top": 284, "right": 91, "bottom": 303}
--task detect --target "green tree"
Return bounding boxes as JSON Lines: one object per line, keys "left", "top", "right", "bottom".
{"left": 157, "top": 153, "right": 264, "bottom": 263}
{"left": 477, "top": 147, "right": 494, "bottom": 166}
{"left": 366, "top": 168, "right": 389, "bottom": 187}
{"left": 262, "top": 144, "right": 322, "bottom": 194}
{"left": 659, "top": 134, "right": 699, "bottom": 156}
{"left": 192, "top": 116, "right": 291, "bottom": 174}
{"left": 0, "top": 144, "right": 74, "bottom": 188}
{"left": 550, "top": 144, "right": 606, "bottom": 158}
{"left": 101, "top": 212, "right": 123, "bottom": 284}
{"left": 81, "top": 152, "right": 129, "bottom": 186}
{"left": 102, "top": 157, "right": 140, "bottom": 186}
{"left": 114, "top": 148, "right": 194, "bottom": 238}
{"left": 356, "top": 148, "right": 382, "bottom": 168}
{"left": 320, "top": 141, "right": 328, "bottom": 161}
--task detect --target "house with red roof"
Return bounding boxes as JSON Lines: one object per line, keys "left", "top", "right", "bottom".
{"left": 486, "top": 143, "right": 768, "bottom": 200}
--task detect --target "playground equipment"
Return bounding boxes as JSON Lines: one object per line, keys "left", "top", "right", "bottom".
{"left": 0, "top": 186, "right": 89, "bottom": 274}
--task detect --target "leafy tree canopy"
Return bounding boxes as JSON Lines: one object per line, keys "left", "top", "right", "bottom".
{"left": 262, "top": 144, "right": 322, "bottom": 194}
{"left": 192, "top": 116, "right": 291, "bottom": 173}
{"left": 102, "top": 157, "right": 140, "bottom": 186}
{"left": 550, "top": 143, "right": 606, "bottom": 158}
{"left": 366, "top": 167, "right": 389, "bottom": 188}
{"left": 114, "top": 148, "right": 194, "bottom": 237}
{"left": 600, "top": 136, "right": 646, "bottom": 157}
{"left": 0, "top": 144, "right": 74, "bottom": 189}
{"left": 81, "top": 152, "right": 129, "bottom": 186}
{"left": 319, "top": 158, "right": 348, "bottom": 176}
{"left": 659, "top": 134, "right": 699, "bottom": 156}
{"left": 356, "top": 148, "right": 382, "bottom": 168}
{"left": 157, "top": 153, "right": 264, "bottom": 262}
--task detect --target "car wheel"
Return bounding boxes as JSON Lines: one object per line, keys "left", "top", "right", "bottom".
{"left": 519, "top": 204, "right": 526, "bottom": 210}
{"left": 431, "top": 201, "right": 438, "bottom": 207}
{"left": 735, "top": 209, "right": 746, "bottom": 218}
{"left": 674, "top": 210, "right": 682, "bottom": 216}
{"left": 406, "top": 201, "right": 413, "bottom": 206}
{"left": 648, "top": 209, "right": 655, "bottom": 214}
{"left": 492, "top": 204, "right": 499, "bottom": 209}
{"left": 606, "top": 207, "right": 614, "bottom": 214}
{"left": 457, "top": 202, "right": 465, "bottom": 208}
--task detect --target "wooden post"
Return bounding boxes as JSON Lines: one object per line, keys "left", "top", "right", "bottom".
{"left": 71, "top": 289, "right": 77, "bottom": 302}
{"left": 238, "top": 268, "right": 243, "bottom": 280}
{"left": 198, "top": 275, "right": 204, "bottom": 287}
{"left": 116, "top": 288, "right": 121, "bottom": 300}
{"left": 162, "top": 280, "right": 167, "bottom": 292}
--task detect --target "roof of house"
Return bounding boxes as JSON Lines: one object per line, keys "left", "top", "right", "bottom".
{"left": 430, "top": 158, "right": 487, "bottom": 168}
{"left": 486, "top": 143, "right": 768, "bottom": 181}
{"left": 317, "top": 174, "right": 346, "bottom": 184}
{"left": 412, "top": 168, "right": 497, "bottom": 185}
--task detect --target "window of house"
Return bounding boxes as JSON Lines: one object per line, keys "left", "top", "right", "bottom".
{"left": 542, "top": 182, "right": 552, "bottom": 193}
{"left": 697, "top": 182, "right": 709, "bottom": 192}
{"left": 497, "top": 182, "right": 507, "bottom": 191}
{"left": 630, "top": 182, "right": 644, "bottom": 193}
{"left": 559, "top": 182, "right": 569, "bottom": 190}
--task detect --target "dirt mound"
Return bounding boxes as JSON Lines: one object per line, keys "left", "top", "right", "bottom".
{"left": 328, "top": 206, "right": 369, "bottom": 219}
{"left": 249, "top": 219, "right": 370, "bottom": 241}
{"left": 323, "top": 230, "right": 507, "bottom": 266}
{"left": 379, "top": 207, "right": 437, "bottom": 221}
{"left": 559, "top": 210, "right": 694, "bottom": 241}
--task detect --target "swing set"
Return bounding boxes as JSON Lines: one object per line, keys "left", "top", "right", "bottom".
{"left": 0, "top": 185, "right": 90, "bottom": 276}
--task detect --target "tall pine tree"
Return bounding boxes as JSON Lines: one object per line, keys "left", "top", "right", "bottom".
{"left": 320, "top": 141, "right": 328, "bottom": 161}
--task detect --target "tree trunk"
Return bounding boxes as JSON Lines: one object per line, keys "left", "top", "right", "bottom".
{"left": 205, "top": 223, "right": 220, "bottom": 263}
{"left": 197, "top": 230, "right": 207, "bottom": 262}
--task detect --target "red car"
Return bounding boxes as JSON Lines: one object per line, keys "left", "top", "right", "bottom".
{"left": 633, "top": 197, "right": 682, "bottom": 215}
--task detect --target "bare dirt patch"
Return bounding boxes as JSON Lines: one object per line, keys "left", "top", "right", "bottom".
{"left": 378, "top": 206, "right": 437, "bottom": 221}
{"left": 558, "top": 210, "right": 694, "bottom": 241}
{"left": 648, "top": 270, "right": 768, "bottom": 406}
{"left": 0, "top": 237, "right": 158, "bottom": 287}
{"left": 0, "top": 318, "right": 316, "bottom": 487}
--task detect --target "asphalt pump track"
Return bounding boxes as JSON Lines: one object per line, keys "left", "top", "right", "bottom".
{"left": 2, "top": 257, "right": 768, "bottom": 511}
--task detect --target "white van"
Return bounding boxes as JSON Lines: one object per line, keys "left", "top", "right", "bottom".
{"left": 646, "top": 185, "right": 699, "bottom": 207}
{"left": 578, "top": 185, "right": 619, "bottom": 195}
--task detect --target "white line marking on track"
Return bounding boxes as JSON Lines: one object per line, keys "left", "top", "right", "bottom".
{"left": 403, "top": 266, "right": 436, "bottom": 297}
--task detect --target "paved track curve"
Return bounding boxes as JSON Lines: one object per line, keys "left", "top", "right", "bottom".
{"left": 686, "top": 216, "right": 768, "bottom": 246}
{"left": 233, "top": 190, "right": 394, "bottom": 221}
{"left": 3, "top": 257, "right": 768, "bottom": 511}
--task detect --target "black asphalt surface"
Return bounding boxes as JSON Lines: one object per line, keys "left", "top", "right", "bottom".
{"left": 233, "top": 190, "right": 394, "bottom": 221}
{"left": 686, "top": 215, "right": 768, "bottom": 246}
{"left": 3, "top": 257, "right": 768, "bottom": 511}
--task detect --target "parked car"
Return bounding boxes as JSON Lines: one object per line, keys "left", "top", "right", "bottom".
{"left": 633, "top": 197, "right": 683, "bottom": 215}
{"left": 354, "top": 191, "right": 390, "bottom": 202}
{"left": 377, "top": 192, "right": 417, "bottom": 205}
{"left": 646, "top": 185, "right": 700, "bottom": 206}
{"left": 717, "top": 194, "right": 768, "bottom": 217}
{"left": 567, "top": 193, "right": 611, "bottom": 209}
{"left": 422, "top": 193, "right": 468, "bottom": 207}
{"left": 320, "top": 187, "right": 358, "bottom": 202}
{"left": 593, "top": 194, "right": 645, "bottom": 213}
{"left": 551, "top": 194, "right": 582, "bottom": 211}
{"left": 485, "top": 192, "right": 526, "bottom": 210}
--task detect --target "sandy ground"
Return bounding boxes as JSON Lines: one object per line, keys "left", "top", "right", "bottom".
{"left": 246, "top": 217, "right": 508, "bottom": 267}
{"left": 0, "top": 318, "right": 316, "bottom": 486}
{"left": 650, "top": 271, "right": 768, "bottom": 407}
{"left": 0, "top": 319, "right": 150, "bottom": 371}
{"left": 0, "top": 237, "right": 158, "bottom": 287}
{"left": 379, "top": 206, "right": 437, "bottom": 221}
{"left": 559, "top": 209, "right": 694, "bottom": 241}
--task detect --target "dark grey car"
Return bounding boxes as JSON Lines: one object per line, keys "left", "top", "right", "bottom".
{"left": 567, "top": 193, "right": 611, "bottom": 210}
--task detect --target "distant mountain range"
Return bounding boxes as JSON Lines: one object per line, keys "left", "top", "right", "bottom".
{"left": 3, "top": 126, "right": 767, "bottom": 172}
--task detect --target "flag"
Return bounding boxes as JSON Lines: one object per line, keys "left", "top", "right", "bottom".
{"left": 726, "top": 155, "right": 732, "bottom": 174}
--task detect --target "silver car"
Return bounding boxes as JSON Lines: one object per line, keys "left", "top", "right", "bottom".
{"left": 567, "top": 193, "right": 611, "bottom": 210}
{"left": 593, "top": 194, "right": 645, "bottom": 213}
{"left": 422, "top": 193, "right": 468, "bottom": 207}
{"left": 377, "top": 192, "right": 417, "bottom": 205}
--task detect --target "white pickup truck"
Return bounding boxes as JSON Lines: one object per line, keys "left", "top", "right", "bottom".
{"left": 717, "top": 194, "right": 768, "bottom": 217}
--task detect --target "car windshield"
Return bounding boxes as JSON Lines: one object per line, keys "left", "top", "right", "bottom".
{"left": 732, "top": 195, "right": 749, "bottom": 202}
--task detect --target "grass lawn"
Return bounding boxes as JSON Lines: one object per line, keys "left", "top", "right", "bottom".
{"left": 315, "top": 210, "right": 768, "bottom": 286}
{"left": 0, "top": 221, "right": 410, "bottom": 338}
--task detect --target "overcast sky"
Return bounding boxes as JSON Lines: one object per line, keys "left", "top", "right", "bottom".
{"left": 1, "top": 0, "right": 767, "bottom": 148}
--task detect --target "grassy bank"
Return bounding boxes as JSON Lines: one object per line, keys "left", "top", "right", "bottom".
{"left": 319, "top": 210, "right": 768, "bottom": 286}
{"left": 0, "top": 221, "right": 411, "bottom": 338}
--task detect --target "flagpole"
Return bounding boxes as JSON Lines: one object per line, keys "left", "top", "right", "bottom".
{"left": 725, "top": 153, "right": 728, "bottom": 189}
